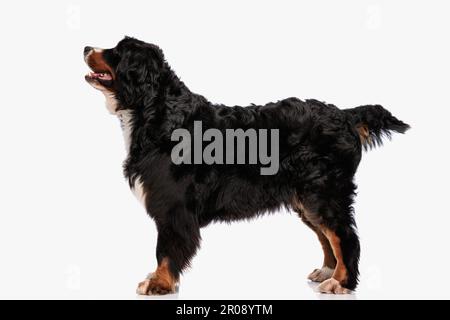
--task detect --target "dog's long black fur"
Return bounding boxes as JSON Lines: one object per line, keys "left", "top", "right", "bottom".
{"left": 85, "top": 37, "right": 409, "bottom": 292}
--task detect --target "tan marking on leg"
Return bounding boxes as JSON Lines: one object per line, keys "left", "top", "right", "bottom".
{"left": 316, "top": 231, "right": 336, "bottom": 269}
{"left": 136, "top": 258, "right": 176, "bottom": 295}
{"left": 321, "top": 227, "right": 347, "bottom": 283}
{"left": 293, "top": 197, "right": 336, "bottom": 282}
{"left": 306, "top": 227, "right": 336, "bottom": 282}
{"left": 317, "top": 227, "right": 351, "bottom": 294}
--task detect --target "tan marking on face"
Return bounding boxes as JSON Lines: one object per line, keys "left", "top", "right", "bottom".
{"left": 85, "top": 49, "right": 115, "bottom": 79}
{"left": 84, "top": 47, "right": 119, "bottom": 113}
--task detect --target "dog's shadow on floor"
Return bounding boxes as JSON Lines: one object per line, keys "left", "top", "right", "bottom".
{"left": 307, "top": 281, "right": 358, "bottom": 300}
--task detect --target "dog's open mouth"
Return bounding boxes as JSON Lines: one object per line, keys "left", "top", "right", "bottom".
{"left": 85, "top": 70, "right": 114, "bottom": 87}
{"left": 87, "top": 72, "right": 112, "bottom": 80}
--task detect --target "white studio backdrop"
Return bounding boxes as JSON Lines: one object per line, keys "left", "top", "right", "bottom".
{"left": 0, "top": 0, "right": 448, "bottom": 299}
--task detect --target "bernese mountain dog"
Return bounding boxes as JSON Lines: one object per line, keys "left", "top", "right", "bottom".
{"left": 84, "top": 37, "right": 409, "bottom": 295}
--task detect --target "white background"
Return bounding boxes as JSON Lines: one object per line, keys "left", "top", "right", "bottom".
{"left": 0, "top": 0, "right": 448, "bottom": 299}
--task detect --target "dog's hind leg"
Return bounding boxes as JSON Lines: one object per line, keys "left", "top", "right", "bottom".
{"left": 137, "top": 204, "right": 201, "bottom": 295}
{"left": 293, "top": 198, "right": 336, "bottom": 282}
{"left": 299, "top": 180, "right": 360, "bottom": 294}
{"left": 317, "top": 223, "right": 359, "bottom": 294}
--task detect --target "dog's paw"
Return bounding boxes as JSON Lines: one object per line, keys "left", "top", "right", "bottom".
{"left": 308, "top": 266, "right": 334, "bottom": 282}
{"left": 317, "top": 278, "right": 351, "bottom": 294}
{"left": 136, "top": 275, "right": 175, "bottom": 295}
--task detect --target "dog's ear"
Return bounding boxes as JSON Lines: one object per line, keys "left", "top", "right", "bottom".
{"left": 116, "top": 44, "right": 164, "bottom": 109}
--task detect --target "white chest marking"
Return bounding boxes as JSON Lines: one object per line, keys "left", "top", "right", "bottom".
{"left": 131, "top": 177, "right": 147, "bottom": 207}
{"left": 118, "top": 111, "right": 147, "bottom": 207}
{"left": 104, "top": 92, "right": 119, "bottom": 115}
{"left": 117, "top": 110, "right": 133, "bottom": 153}
{"left": 105, "top": 97, "right": 146, "bottom": 208}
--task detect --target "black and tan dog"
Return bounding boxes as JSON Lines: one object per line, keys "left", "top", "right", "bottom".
{"left": 84, "top": 37, "right": 409, "bottom": 295}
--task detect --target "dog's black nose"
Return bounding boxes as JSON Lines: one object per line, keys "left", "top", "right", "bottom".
{"left": 84, "top": 46, "right": 93, "bottom": 56}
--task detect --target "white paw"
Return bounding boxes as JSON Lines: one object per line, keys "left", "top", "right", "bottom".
{"left": 136, "top": 273, "right": 175, "bottom": 296}
{"left": 317, "top": 278, "right": 351, "bottom": 294}
{"left": 308, "top": 266, "right": 334, "bottom": 282}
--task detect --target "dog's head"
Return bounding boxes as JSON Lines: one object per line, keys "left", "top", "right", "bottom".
{"left": 84, "top": 37, "right": 165, "bottom": 112}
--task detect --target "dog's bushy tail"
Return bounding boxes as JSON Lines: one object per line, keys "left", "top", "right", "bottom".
{"left": 344, "top": 105, "right": 410, "bottom": 150}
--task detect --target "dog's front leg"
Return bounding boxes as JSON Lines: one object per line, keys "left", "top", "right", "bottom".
{"left": 137, "top": 207, "right": 201, "bottom": 295}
